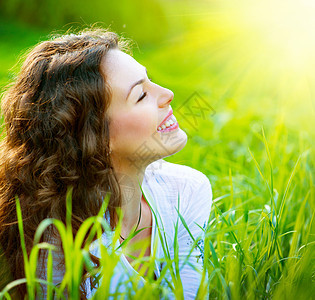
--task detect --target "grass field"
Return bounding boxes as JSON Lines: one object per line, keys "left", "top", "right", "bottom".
{"left": 0, "top": 1, "right": 314, "bottom": 298}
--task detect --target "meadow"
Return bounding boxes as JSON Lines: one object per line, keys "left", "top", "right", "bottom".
{"left": 0, "top": 0, "right": 314, "bottom": 298}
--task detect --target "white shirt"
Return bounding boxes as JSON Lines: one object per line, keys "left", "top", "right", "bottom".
{"left": 87, "top": 159, "right": 213, "bottom": 299}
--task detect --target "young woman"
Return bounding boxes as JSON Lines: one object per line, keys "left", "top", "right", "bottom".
{"left": 0, "top": 28, "right": 212, "bottom": 299}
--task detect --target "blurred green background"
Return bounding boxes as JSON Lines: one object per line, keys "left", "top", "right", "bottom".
{"left": 0, "top": 0, "right": 314, "bottom": 298}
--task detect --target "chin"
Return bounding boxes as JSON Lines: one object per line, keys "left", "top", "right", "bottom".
{"left": 162, "top": 128, "right": 188, "bottom": 158}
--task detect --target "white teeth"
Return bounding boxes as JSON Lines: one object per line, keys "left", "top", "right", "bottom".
{"left": 157, "top": 114, "right": 178, "bottom": 131}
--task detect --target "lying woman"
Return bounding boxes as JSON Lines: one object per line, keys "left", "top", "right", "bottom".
{"left": 0, "top": 28, "right": 212, "bottom": 299}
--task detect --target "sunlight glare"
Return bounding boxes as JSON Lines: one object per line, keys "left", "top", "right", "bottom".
{"left": 238, "top": 0, "right": 315, "bottom": 72}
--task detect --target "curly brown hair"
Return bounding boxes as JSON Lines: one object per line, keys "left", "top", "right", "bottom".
{"left": 0, "top": 28, "right": 130, "bottom": 298}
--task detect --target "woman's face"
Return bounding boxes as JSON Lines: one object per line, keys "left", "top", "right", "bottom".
{"left": 102, "top": 49, "right": 187, "bottom": 170}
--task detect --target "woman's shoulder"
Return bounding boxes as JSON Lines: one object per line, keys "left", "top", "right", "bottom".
{"left": 144, "top": 159, "right": 212, "bottom": 212}
{"left": 145, "top": 160, "right": 212, "bottom": 236}
{"left": 145, "top": 159, "right": 210, "bottom": 188}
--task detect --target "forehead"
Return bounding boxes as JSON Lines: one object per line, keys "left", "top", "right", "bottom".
{"left": 102, "top": 49, "right": 145, "bottom": 86}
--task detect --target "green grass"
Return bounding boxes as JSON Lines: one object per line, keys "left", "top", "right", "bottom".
{"left": 0, "top": 2, "right": 314, "bottom": 298}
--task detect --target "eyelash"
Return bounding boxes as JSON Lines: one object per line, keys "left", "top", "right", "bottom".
{"left": 137, "top": 77, "right": 152, "bottom": 102}
{"left": 138, "top": 92, "right": 147, "bottom": 102}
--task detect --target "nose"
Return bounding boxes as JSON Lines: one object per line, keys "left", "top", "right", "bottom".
{"left": 157, "top": 85, "right": 174, "bottom": 108}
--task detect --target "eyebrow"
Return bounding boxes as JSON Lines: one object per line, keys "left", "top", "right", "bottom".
{"left": 126, "top": 68, "right": 148, "bottom": 101}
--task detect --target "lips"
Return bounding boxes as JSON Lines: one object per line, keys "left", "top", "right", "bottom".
{"left": 158, "top": 109, "right": 173, "bottom": 128}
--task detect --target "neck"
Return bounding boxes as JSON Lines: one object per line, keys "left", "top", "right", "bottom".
{"left": 111, "top": 154, "right": 147, "bottom": 229}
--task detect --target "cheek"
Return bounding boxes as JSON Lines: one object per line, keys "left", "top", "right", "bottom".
{"left": 110, "top": 109, "right": 156, "bottom": 144}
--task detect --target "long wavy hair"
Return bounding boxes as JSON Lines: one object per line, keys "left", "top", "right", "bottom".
{"left": 0, "top": 28, "right": 129, "bottom": 298}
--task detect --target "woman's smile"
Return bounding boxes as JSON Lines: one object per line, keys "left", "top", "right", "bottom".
{"left": 157, "top": 109, "right": 179, "bottom": 133}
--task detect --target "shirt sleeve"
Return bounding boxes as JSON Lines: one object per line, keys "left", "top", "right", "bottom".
{"left": 176, "top": 173, "right": 212, "bottom": 299}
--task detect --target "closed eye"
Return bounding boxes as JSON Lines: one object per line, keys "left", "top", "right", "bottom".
{"left": 137, "top": 77, "right": 152, "bottom": 102}
{"left": 137, "top": 92, "right": 147, "bottom": 102}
